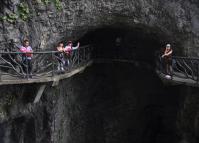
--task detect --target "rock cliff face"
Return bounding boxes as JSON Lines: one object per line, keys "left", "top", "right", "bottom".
{"left": 0, "top": 1, "right": 199, "bottom": 143}
{"left": 0, "top": 0, "right": 199, "bottom": 55}
{"left": 0, "top": 63, "right": 185, "bottom": 143}
{"left": 0, "top": 63, "right": 198, "bottom": 143}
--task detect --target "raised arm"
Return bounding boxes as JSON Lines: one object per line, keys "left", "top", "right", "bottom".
{"left": 165, "top": 49, "right": 172, "bottom": 56}
{"left": 72, "top": 42, "right": 80, "bottom": 50}
{"left": 162, "top": 49, "right": 172, "bottom": 58}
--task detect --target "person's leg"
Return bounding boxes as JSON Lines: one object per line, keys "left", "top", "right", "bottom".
{"left": 166, "top": 64, "right": 169, "bottom": 75}
{"left": 60, "top": 60, "right": 64, "bottom": 71}
{"left": 28, "top": 59, "right": 32, "bottom": 77}
{"left": 61, "top": 58, "right": 65, "bottom": 71}
{"left": 165, "top": 58, "right": 170, "bottom": 75}
{"left": 22, "top": 59, "right": 26, "bottom": 74}
{"left": 65, "top": 58, "right": 70, "bottom": 69}
{"left": 22, "top": 58, "right": 28, "bottom": 77}
{"left": 169, "top": 60, "right": 173, "bottom": 76}
{"left": 57, "top": 55, "right": 63, "bottom": 71}
{"left": 67, "top": 58, "right": 70, "bottom": 66}
{"left": 163, "top": 58, "right": 167, "bottom": 74}
{"left": 58, "top": 59, "right": 62, "bottom": 71}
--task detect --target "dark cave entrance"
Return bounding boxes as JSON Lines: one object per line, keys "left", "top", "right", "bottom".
{"left": 78, "top": 25, "right": 173, "bottom": 65}
{"left": 73, "top": 26, "right": 182, "bottom": 143}
{"left": 76, "top": 63, "right": 182, "bottom": 143}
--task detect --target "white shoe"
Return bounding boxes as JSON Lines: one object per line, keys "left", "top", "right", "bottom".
{"left": 165, "top": 75, "right": 171, "bottom": 79}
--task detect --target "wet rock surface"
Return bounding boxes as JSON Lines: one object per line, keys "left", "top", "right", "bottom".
{"left": 0, "top": 0, "right": 198, "bottom": 55}
{"left": 0, "top": 63, "right": 191, "bottom": 143}
{"left": 0, "top": 0, "right": 199, "bottom": 143}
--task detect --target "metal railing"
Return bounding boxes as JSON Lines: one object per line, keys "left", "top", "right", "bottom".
{"left": 0, "top": 45, "right": 92, "bottom": 80}
{"left": 156, "top": 55, "right": 199, "bottom": 83}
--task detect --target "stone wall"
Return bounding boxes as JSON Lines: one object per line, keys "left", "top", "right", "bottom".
{"left": 0, "top": 61, "right": 199, "bottom": 143}
{"left": 0, "top": 1, "right": 199, "bottom": 143}
{"left": 0, "top": 0, "right": 199, "bottom": 55}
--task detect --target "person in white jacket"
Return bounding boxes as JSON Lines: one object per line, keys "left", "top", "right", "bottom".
{"left": 162, "top": 44, "right": 173, "bottom": 78}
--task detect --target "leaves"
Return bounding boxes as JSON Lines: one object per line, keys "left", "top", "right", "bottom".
{"left": 42, "top": 0, "right": 62, "bottom": 10}
{"left": 1, "top": 0, "right": 62, "bottom": 23}
{"left": 53, "top": 0, "right": 62, "bottom": 10}
{"left": 0, "top": 13, "right": 18, "bottom": 23}
{"left": 17, "top": 2, "right": 30, "bottom": 21}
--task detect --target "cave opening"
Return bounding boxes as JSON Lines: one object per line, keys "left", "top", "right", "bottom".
{"left": 69, "top": 25, "right": 183, "bottom": 143}
{"left": 67, "top": 62, "right": 183, "bottom": 143}
{"left": 78, "top": 25, "right": 173, "bottom": 65}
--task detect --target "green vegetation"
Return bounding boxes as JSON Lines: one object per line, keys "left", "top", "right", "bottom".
{"left": 41, "top": 0, "right": 62, "bottom": 10}
{"left": 53, "top": 0, "right": 62, "bottom": 10}
{"left": 1, "top": 0, "right": 62, "bottom": 23}
{"left": 0, "top": 2, "right": 30, "bottom": 23}
{"left": 41, "top": 0, "right": 50, "bottom": 5}
{"left": 17, "top": 2, "right": 30, "bottom": 21}
{"left": 0, "top": 13, "right": 18, "bottom": 23}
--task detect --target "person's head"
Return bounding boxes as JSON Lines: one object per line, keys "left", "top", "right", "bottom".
{"left": 67, "top": 41, "right": 72, "bottom": 46}
{"left": 166, "top": 44, "right": 171, "bottom": 50}
{"left": 58, "top": 41, "right": 64, "bottom": 47}
{"left": 23, "top": 39, "right": 29, "bottom": 47}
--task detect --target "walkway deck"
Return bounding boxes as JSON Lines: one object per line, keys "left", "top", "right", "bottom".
{"left": 0, "top": 45, "right": 92, "bottom": 86}
{"left": 156, "top": 70, "right": 199, "bottom": 87}
{"left": 0, "top": 61, "right": 92, "bottom": 86}
{"left": 155, "top": 56, "right": 199, "bottom": 87}
{"left": 0, "top": 47, "right": 198, "bottom": 89}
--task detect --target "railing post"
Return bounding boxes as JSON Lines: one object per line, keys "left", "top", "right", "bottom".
{"left": 78, "top": 48, "right": 80, "bottom": 66}
{"left": 171, "top": 57, "right": 173, "bottom": 79}
{"left": 87, "top": 46, "right": 89, "bottom": 61}
{"left": 84, "top": 47, "right": 86, "bottom": 61}
{"left": 87, "top": 46, "right": 90, "bottom": 61}
{"left": 52, "top": 52, "right": 55, "bottom": 77}
{"left": 26, "top": 55, "right": 29, "bottom": 79}
{"left": 87, "top": 46, "right": 89, "bottom": 60}
{"left": 0, "top": 54, "right": 1, "bottom": 81}
{"left": 197, "top": 62, "right": 199, "bottom": 84}
{"left": 0, "top": 66, "right": 1, "bottom": 81}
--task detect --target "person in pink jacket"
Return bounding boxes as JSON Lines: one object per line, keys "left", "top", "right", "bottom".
{"left": 20, "top": 39, "right": 33, "bottom": 77}
{"left": 64, "top": 41, "right": 80, "bottom": 66}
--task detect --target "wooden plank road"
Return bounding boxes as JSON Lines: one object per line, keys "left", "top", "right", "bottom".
{"left": 0, "top": 61, "right": 93, "bottom": 86}
{"left": 156, "top": 70, "right": 199, "bottom": 87}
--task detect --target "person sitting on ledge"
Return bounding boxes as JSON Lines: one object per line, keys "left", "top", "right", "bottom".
{"left": 162, "top": 43, "right": 173, "bottom": 78}
{"left": 64, "top": 41, "right": 80, "bottom": 67}
{"left": 55, "top": 41, "right": 65, "bottom": 72}
{"left": 20, "top": 39, "right": 33, "bottom": 78}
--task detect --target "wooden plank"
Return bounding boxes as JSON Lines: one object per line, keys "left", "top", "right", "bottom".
{"left": 0, "top": 61, "right": 93, "bottom": 86}
{"left": 34, "top": 84, "right": 46, "bottom": 103}
{"left": 156, "top": 70, "right": 199, "bottom": 87}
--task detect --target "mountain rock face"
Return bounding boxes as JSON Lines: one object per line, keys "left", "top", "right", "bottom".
{"left": 0, "top": 63, "right": 183, "bottom": 143}
{"left": 0, "top": 0, "right": 199, "bottom": 55}
{"left": 0, "top": 1, "right": 199, "bottom": 143}
{"left": 0, "top": 63, "right": 197, "bottom": 143}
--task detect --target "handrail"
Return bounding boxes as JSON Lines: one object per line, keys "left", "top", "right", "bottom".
{"left": 0, "top": 45, "right": 92, "bottom": 81}
{"left": 0, "top": 51, "right": 59, "bottom": 54}
{"left": 0, "top": 45, "right": 90, "bottom": 54}
{"left": 172, "top": 56, "right": 199, "bottom": 61}
{"left": 156, "top": 55, "right": 199, "bottom": 83}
